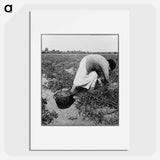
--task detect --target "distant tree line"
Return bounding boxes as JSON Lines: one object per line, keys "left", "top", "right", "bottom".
{"left": 42, "top": 48, "right": 118, "bottom": 55}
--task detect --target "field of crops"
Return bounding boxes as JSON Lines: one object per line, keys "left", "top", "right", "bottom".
{"left": 41, "top": 53, "right": 119, "bottom": 126}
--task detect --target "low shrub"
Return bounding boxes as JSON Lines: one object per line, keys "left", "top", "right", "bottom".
{"left": 42, "top": 98, "right": 58, "bottom": 125}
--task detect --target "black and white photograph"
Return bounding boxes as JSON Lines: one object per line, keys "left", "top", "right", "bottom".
{"left": 41, "top": 34, "right": 119, "bottom": 126}
{"left": 30, "top": 10, "right": 129, "bottom": 150}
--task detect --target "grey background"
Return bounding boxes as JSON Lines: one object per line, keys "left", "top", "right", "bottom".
{"left": 42, "top": 34, "right": 118, "bottom": 52}
{"left": 4, "top": 4, "right": 156, "bottom": 157}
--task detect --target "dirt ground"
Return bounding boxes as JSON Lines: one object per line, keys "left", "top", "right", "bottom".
{"left": 42, "top": 75, "right": 95, "bottom": 126}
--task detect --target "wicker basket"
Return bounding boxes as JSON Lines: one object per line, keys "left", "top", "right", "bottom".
{"left": 54, "top": 91, "right": 75, "bottom": 109}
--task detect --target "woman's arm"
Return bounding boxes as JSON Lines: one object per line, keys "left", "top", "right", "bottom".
{"left": 71, "top": 84, "right": 77, "bottom": 95}
{"left": 100, "top": 62, "right": 110, "bottom": 81}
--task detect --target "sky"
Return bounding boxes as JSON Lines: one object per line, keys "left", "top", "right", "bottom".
{"left": 42, "top": 35, "right": 118, "bottom": 52}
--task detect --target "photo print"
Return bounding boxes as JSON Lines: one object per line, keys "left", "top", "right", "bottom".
{"left": 41, "top": 34, "right": 119, "bottom": 126}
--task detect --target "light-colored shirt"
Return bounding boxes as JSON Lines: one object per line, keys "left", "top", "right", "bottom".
{"left": 85, "top": 54, "right": 110, "bottom": 80}
{"left": 73, "top": 54, "right": 110, "bottom": 88}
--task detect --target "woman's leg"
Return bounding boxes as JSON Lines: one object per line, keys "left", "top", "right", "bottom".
{"left": 89, "top": 71, "right": 98, "bottom": 90}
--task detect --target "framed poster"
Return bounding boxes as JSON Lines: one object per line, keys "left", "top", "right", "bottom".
{"left": 30, "top": 10, "right": 129, "bottom": 150}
